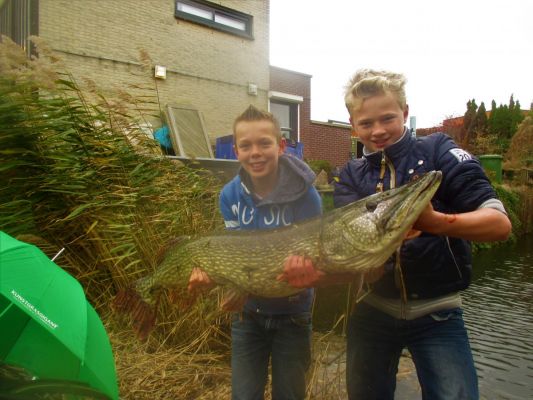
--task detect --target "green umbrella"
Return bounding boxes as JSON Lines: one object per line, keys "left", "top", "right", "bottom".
{"left": 0, "top": 231, "right": 119, "bottom": 400}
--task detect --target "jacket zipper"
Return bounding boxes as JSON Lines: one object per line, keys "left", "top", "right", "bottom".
{"left": 377, "top": 152, "right": 408, "bottom": 318}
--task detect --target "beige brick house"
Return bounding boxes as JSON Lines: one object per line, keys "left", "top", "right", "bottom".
{"left": 1, "top": 0, "right": 270, "bottom": 141}
{"left": 1, "top": 0, "right": 354, "bottom": 168}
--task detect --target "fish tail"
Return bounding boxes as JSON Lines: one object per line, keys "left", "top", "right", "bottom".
{"left": 113, "top": 288, "right": 158, "bottom": 340}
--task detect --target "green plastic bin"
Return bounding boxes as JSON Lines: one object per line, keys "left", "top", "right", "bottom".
{"left": 478, "top": 154, "right": 503, "bottom": 183}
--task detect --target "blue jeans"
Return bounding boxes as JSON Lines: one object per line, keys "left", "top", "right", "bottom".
{"left": 231, "top": 311, "right": 312, "bottom": 400}
{"left": 346, "top": 303, "right": 479, "bottom": 400}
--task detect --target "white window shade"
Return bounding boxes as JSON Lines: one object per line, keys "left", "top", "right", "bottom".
{"left": 270, "top": 103, "right": 291, "bottom": 130}
{"left": 215, "top": 13, "right": 246, "bottom": 31}
{"left": 177, "top": 2, "right": 212, "bottom": 19}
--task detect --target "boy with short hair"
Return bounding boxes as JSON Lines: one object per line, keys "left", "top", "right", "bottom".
{"left": 281, "top": 69, "right": 511, "bottom": 399}
{"left": 188, "top": 105, "right": 322, "bottom": 400}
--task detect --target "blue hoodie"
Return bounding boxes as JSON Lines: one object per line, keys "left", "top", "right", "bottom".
{"left": 219, "top": 154, "right": 322, "bottom": 314}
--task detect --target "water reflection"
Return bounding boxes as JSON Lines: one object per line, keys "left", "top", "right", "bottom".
{"left": 462, "top": 235, "right": 533, "bottom": 400}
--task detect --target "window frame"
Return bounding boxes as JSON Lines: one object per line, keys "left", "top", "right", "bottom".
{"left": 269, "top": 91, "right": 303, "bottom": 143}
{"left": 0, "top": 0, "right": 39, "bottom": 57}
{"left": 269, "top": 101, "right": 298, "bottom": 141}
{"left": 174, "top": 0, "right": 253, "bottom": 39}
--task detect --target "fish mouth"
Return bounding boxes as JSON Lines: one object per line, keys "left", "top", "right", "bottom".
{"left": 410, "top": 171, "right": 442, "bottom": 201}
{"left": 379, "top": 171, "right": 442, "bottom": 233}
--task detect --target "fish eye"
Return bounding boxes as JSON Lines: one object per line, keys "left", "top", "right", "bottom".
{"left": 366, "top": 200, "right": 378, "bottom": 212}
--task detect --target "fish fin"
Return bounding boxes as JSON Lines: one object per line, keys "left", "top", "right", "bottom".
{"left": 168, "top": 287, "right": 196, "bottom": 311}
{"left": 220, "top": 288, "right": 248, "bottom": 312}
{"left": 113, "top": 288, "right": 157, "bottom": 341}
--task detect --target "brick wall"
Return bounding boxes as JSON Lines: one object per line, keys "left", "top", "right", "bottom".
{"left": 270, "top": 65, "right": 311, "bottom": 125}
{"left": 270, "top": 66, "right": 353, "bottom": 168}
{"left": 307, "top": 121, "right": 352, "bottom": 168}
{"left": 38, "top": 0, "right": 270, "bottom": 141}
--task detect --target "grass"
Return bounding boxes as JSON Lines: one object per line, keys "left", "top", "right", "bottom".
{"left": 1, "top": 33, "right": 226, "bottom": 358}
{"left": 0, "top": 37, "right": 357, "bottom": 399}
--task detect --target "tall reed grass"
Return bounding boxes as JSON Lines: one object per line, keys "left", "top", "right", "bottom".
{"left": 0, "top": 36, "right": 352, "bottom": 399}
{"left": 0, "top": 35, "right": 225, "bottom": 337}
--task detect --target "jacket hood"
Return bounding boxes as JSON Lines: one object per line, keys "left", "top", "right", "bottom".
{"left": 239, "top": 154, "right": 316, "bottom": 206}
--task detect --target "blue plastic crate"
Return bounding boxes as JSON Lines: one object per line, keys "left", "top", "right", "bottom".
{"left": 215, "top": 135, "right": 237, "bottom": 159}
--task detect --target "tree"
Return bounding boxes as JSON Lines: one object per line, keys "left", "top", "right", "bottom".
{"left": 463, "top": 99, "right": 477, "bottom": 133}
{"left": 474, "top": 101, "right": 488, "bottom": 133}
{"left": 468, "top": 102, "right": 493, "bottom": 155}
{"left": 509, "top": 94, "right": 515, "bottom": 111}
{"left": 462, "top": 99, "right": 478, "bottom": 148}
{"left": 510, "top": 99, "right": 524, "bottom": 137}
{"left": 487, "top": 96, "right": 524, "bottom": 141}
{"left": 505, "top": 116, "right": 533, "bottom": 169}
{"left": 463, "top": 96, "right": 525, "bottom": 154}
{"left": 488, "top": 100, "right": 497, "bottom": 134}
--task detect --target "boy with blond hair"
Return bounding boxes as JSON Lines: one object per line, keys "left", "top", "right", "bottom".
{"left": 188, "top": 105, "right": 322, "bottom": 400}
{"left": 281, "top": 69, "right": 511, "bottom": 399}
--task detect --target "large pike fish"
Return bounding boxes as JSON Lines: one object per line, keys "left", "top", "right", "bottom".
{"left": 115, "top": 171, "right": 441, "bottom": 337}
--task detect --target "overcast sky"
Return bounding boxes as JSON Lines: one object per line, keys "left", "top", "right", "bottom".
{"left": 269, "top": 0, "right": 533, "bottom": 129}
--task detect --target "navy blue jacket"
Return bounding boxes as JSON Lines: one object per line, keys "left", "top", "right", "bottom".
{"left": 334, "top": 132, "right": 497, "bottom": 299}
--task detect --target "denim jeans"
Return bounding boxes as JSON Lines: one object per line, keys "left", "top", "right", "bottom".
{"left": 346, "top": 302, "right": 479, "bottom": 400}
{"left": 231, "top": 311, "right": 312, "bottom": 400}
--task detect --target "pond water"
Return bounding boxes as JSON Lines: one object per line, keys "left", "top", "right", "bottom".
{"left": 462, "top": 235, "right": 533, "bottom": 400}
{"left": 313, "top": 235, "right": 533, "bottom": 399}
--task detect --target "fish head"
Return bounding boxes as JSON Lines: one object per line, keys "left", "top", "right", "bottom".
{"left": 324, "top": 171, "right": 442, "bottom": 268}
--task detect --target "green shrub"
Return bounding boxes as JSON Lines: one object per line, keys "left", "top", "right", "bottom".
{"left": 306, "top": 159, "right": 333, "bottom": 179}
{"left": 472, "top": 183, "right": 520, "bottom": 253}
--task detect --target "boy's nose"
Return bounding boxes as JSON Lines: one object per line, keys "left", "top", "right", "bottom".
{"left": 250, "top": 144, "right": 262, "bottom": 155}
{"left": 372, "top": 123, "right": 387, "bottom": 135}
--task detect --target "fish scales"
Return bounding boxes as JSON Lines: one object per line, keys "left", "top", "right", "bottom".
{"left": 135, "top": 171, "right": 442, "bottom": 305}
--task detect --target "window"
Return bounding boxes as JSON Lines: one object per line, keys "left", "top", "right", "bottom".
{"left": 165, "top": 104, "right": 214, "bottom": 158}
{"left": 175, "top": 0, "right": 253, "bottom": 39}
{"left": 0, "top": 0, "right": 39, "bottom": 57}
{"left": 270, "top": 101, "right": 298, "bottom": 141}
{"left": 269, "top": 91, "right": 303, "bottom": 143}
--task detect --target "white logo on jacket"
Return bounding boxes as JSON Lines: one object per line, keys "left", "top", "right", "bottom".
{"left": 263, "top": 204, "right": 291, "bottom": 226}
{"left": 449, "top": 148, "right": 472, "bottom": 162}
{"left": 232, "top": 202, "right": 254, "bottom": 225}
{"left": 231, "top": 202, "right": 291, "bottom": 227}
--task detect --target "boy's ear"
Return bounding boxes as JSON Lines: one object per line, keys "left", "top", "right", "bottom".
{"left": 278, "top": 137, "right": 286, "bottom": 154}
{"left": 403, "top": 105, "right": 409, "bottom": 122}
{"left": 349, "top": 117, "right": 359, "bottom": 137}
